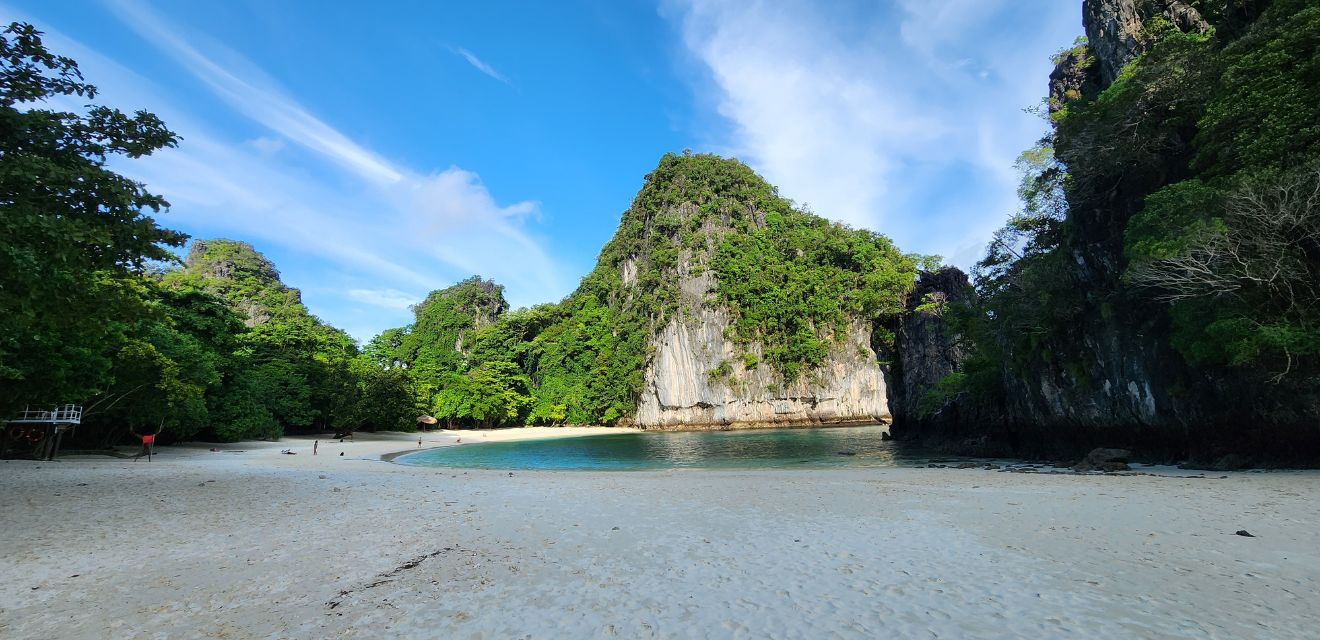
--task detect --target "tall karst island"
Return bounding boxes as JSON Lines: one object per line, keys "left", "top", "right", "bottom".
{"left": 371, "top": 154, "right": 920, "bottom": 430}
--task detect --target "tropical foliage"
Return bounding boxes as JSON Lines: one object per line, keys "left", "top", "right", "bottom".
{"left": 0, "top": 25, "right": 415, "bottom": 444}
{"left": 958, "top": 0, "right": 1319, "bottom": 407}
{"left": 369, "top": 153, "right": 919, "bottom": 427}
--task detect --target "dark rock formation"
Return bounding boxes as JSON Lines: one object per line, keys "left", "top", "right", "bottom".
{"left": 1048, "top": 44, "right": 1100, "bottom": 114}
{"left": 1082, "top": 0, "right": 1210, "bottom": 84}
{"left": 1073, "top": 448, "right": 1132, "bottom": 472}
{"left": 886, "top": 268, "right": 973, "bottom": 428}
{"left": 888, "top": 0, "right": 1319, "bottom": 465}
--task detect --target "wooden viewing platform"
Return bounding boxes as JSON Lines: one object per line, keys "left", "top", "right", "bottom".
{"left": 3, "top": 405, "right": 83, "bottom": 460}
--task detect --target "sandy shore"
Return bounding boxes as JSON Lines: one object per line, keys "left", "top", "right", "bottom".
{"left": 1, "top": 429, "right": 1317, "bottom": 639}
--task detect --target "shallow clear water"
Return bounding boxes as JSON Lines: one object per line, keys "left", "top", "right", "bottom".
{"left": 394, "top": 425, "right": 933, "bottom": 471}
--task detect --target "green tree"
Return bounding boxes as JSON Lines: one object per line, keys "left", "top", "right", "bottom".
{"left": 0, "top": 23, "right": 184, "bottom": 415}
{"left": 343, "top": 357, "right": 417, "bottom": 432}
{"left": 432, "top": 361, "right": 532, "bottom": 428}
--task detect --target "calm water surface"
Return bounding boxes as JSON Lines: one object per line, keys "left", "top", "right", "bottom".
{"left": 395, "top": 425, "right": 933, "bottom": 470}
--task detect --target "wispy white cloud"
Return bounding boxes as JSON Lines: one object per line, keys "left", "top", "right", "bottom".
{"left": 454, "top": 46, "right": 512, "bottom": 86}
{"left": 346, "top": 288, "right": 419, "bottom": 310}
{"left": 666, "top": 0, "right": 1079, "bottom": 268}
{"left": 106, "top": 0, "right": 405, "bottom": 186}
{"left": 19, "top": 0, "right": 573, "bottom": 340}
{"left": 246, "top": 136, "right": 285, "bottom": 155}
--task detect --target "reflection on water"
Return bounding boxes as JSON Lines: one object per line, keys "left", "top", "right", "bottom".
{"left": 395, "top": 425, "right": 927, "bottom": 471}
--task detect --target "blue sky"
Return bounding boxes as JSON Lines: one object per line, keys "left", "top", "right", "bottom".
{"left": 3, "top": 0, "right": 1080, "bottom": 341}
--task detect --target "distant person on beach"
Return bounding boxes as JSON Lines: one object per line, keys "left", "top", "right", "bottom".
{"left": 137, "top": 433, "right": 154, "bottom": 461}
{"left": 418, "top": 437, "right": 422, "bottom": 447}
{"left": 314, "top": 440, "right": 319, "bottom": 455}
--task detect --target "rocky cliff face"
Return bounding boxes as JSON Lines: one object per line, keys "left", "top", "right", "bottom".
{"left": 920, "top": 1, "right": 1217, "bottom": 447}
{"left": 1082, "top": 0, "right": 1209, "bottom": 84}
{"left": 1052, "top": 1, "right": 1214, "bottom": 115}
{"left": 635, "top": 270, "right": 889, "bottom": 429}
{"left": 885, "top": 268, "right": 973, "bottom": 428}
{"left": 181, "top": 239, "right": 300, "bottom": 327}
{"left": 891, "top": 0, "right": 1320, "bottom": 463}
{"left": 607, "top": 156, "right": 912, "bottom": 430}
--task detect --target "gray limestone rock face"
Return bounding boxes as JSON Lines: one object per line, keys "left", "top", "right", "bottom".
{"left": 636, "top": 312, "right": 890, "bottom": 428}
{"left": 634, "top": 257, "right": 889, "bottom": 429}
{"left": 1082, "top": 0, "right": 1210, "bottom": 85}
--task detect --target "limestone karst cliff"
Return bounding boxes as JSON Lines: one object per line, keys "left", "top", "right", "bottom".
{"left": 884, "top": 268, "right": 976, "bottom": 430}
{"left": 890, "top": 0, "right": 1320, "bottom": 463}
{"left": 638, "top": 311, "right": 887, "bottom": 428}
{"left": 376, "top": 154, "right": 916, "bottom": 429}
{"left": 635, "top": 257, "right": 889, "bottom": 429}
{"left": 177, "top": 239, "right": 304, "bottom": 327}
{"left": 1081, "top": 0, "right": 1210, "bottom": 84}
{"left": 616, "top": 156, "right": 915, "bottom": 429}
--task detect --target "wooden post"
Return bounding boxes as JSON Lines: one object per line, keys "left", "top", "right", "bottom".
{"left": 40, "top": 425, "right": 53, "bottom": 461}
{"left": 48, "top": 426, "right": 66, "bottom": 461}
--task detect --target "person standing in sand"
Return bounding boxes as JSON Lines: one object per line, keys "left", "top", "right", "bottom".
{"left": 418, "top": 437, "right": 422, "bottom": 447}
{"left": 314, "top": 440, "right": 318, "bottom": 455}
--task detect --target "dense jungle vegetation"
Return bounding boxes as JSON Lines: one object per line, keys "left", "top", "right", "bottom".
{"left": 0, "top": 25, "right": 414, "bottom": 445}
{"left": 367, "top": 154, "right": 920, "bottom": 428}
{"left": 939, "top": 0, "right": 1318, "bottom": 430}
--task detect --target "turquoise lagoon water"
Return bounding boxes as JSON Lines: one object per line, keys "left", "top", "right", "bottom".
{"left": 394, "top": 425, "right": 933, "bottom": 471}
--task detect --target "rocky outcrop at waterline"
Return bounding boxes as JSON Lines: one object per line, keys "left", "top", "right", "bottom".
{"left": 884, "top": 268, "right": 975, "bottom": 430}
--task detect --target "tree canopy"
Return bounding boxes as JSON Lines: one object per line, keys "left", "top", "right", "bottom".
{"left": 0, "top": 22, "right": 184, "bottom": 416}
{"left": 0, "top": 25, "right": 416, "bottom": 444}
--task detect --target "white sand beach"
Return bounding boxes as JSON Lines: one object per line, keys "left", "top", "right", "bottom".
{"left": 1, "top": 429, "right": 1317, "bottom": 639}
